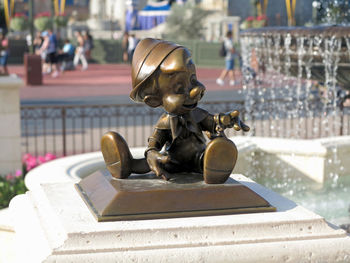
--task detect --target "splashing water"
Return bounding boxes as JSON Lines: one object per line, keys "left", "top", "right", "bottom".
{"left": 240, "top": 27, "right": 350, "bottom": 227}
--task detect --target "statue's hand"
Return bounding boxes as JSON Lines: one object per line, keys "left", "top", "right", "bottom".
{"left": 146, "top": 150, "right": 171, "bottom": 181}
{"left": 217, "top": 110, "right": 250, "bottom": 132}
{"left": 229, "top": 110, "right": 250, "bottom": 132}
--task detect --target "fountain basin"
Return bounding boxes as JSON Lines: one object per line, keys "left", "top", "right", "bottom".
{"left": 16, "top": 136, "right": 350, "bottom": 227}
{"left": 7, "top": 139, "right": 350, "bottom": 262}
{"left": 234, "top": 136, "right": 350, "bottom": 226}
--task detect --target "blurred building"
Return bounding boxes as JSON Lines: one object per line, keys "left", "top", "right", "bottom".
{"left": 10, "top": 0, "right": 315, "bottom": 30}
{"left": 85, "top": 0, "right": 241, "bottom": 41}
{"left": 9, "top": 0, "right": 315, "bottom": 41}
{"left": 197, "top": 0, "right": 240, "bottom": 42}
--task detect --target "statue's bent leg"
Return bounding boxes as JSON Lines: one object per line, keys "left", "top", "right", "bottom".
{"left": 203, "top": 137, "right": 238, "bottom": 184}
{"left": 101, "top": 131, "right": 150, "bottom": 179}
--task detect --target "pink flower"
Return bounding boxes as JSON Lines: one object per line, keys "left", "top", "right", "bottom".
{"left": 6, "top": 173, "right": 14, "bottom": 181}
{"left": 15, "top": 170, "right": 22, "bottom": 178}
{"left": 14, "top": 13, "right": 27, "bottom": 18}
{"left": 44, "top": 153, "right": 57, "bottom": 162}
{"left": 22, "top": 153, "right": 34, "bottom": 163}
{"left": 22, "top": 153, "right": 57, "bottom": 171}
{"left": 25, "top": 156, "right": 37, "bottom": 171}
{"left": 37, "top": 155, "right": 46, "bottom": 165}
{"left": 35, "top": 12, "right": 51, "bottom": 18}
{"left": 246, "top": 16, "right": 255, "bottom": 22}
{"left": 257, "top": 15, "right": 267, "bottom": 21}
{"left": 37, "top": 153, "right": 56, "bottom": 165}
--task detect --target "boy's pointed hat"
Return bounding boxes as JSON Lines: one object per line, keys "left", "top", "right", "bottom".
{"left": 130, "top": 38, "right": 181, "bottom": 102}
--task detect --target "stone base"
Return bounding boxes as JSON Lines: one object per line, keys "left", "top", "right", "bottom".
{"left": 0, "top": 208, "right": 15, "bottom": 263}
{"left": 10, "top": 174, "right": 350, "bottom": 262}
{"left": 0, "top": 75, "right": 22, "bottom": 175}
{"left": 75, "top": 170, "right": 275, "bottom": 221}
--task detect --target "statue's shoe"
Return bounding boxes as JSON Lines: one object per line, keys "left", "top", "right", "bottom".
{"left": 101, "top": 131, "right": 132, "bottom": 179}
{"left": 203, "top": 137, "right": 238, "bottom": 184}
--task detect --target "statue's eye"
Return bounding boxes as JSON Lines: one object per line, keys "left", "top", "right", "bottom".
{"left": 175, "top": 84, "right": 185, "bottom": 94}
{"left": 190, "top": 75, "right": 197, "bottom": 85}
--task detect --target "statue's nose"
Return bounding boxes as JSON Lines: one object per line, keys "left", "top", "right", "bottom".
{"left": 189, "top": 85, "right": 205, "bottom": 100}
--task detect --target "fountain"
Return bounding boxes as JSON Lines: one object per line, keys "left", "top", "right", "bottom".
{"left": 241, "top": 26, "right": 350, "bottom": 90}
{"left": 240, "top": 25, "right": 350, "bottom": 229}
{"left": 5, "top": 31, "right": 350, "bottom": 262}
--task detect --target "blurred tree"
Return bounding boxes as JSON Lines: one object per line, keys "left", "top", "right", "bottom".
{"left": 164, "top": 2, "right": 211, "bottom": 41}
{"left": 34, "top": 13, "right": 53, "bottom": 31}
{"left": 314, "top": 0, "right": 350, "bottom": 24}
{"left": 10, "top": 14, "right": 29, "bottom": 32}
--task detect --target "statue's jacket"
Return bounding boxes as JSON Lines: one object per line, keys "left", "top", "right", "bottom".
{"left": 146, "top": 107, "right": 216, "bottom": 172}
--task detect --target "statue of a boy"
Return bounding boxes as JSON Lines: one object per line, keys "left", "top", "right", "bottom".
{"left": 101, "top": 38, "right": 249, "bottom": 184}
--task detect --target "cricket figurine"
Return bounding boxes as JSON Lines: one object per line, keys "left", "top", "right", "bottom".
{"left": 101, "top": 38, "right": 250, "bottom": 184}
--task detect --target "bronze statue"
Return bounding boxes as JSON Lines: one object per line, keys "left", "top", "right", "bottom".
{"left": 101, "top": 38, "right": 249, "bottom": 184}
{"left": 75, "top": 39, "right": 275, "bottom": 221}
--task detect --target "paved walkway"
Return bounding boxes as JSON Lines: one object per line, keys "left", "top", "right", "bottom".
{"left": 8, "top": 64, "right": 243, "bottom": 103}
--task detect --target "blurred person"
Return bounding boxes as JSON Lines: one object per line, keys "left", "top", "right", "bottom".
{"left": 122, "top": 31, "right": 129, "bottom": 62}
{"left": 0, "top": 31, "right": 9, "bottom": 75}
{"left": 45, "top": 29, "right": 59, "bottom": 78}
{"left": 33, "top": 31, "right": 44, "bottom": 55}
{"left": 57, "top": 39, "right": 75, "bottom": 71}
{"left": 82, "top": 31, "right": 94, "bottom": 61}
{"left": 216, "top": 31, "right": 237, "bottom": 86}
{"left": 127, "top": 34, "right": 138, "bottom": 63}
{"left": 39, "top": 31, "right": 50, "bottom": 74}
{"left": 25, "top": 33, "right": 32, "bottom": 53}
{"left": 61, "top": 39, "right": 75, "bottom": 57}
{"left": 73, "top": 31, "right": 88, "bottom": 71}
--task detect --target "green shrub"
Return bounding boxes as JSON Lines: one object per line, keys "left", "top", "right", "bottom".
{"left": 0, "top": 170, "right": 27, "bottom": 209}
{"left": 0, "top": 153, "right": 57, "bottom": 209}
{"left": 34, "top": 16, "right": 52, "bottom": 31}
{"left": 54, "top": 15, "right": 68, "bottom": 28}
{"left": 10, "top": 15, "right": 28, "bottom": 32}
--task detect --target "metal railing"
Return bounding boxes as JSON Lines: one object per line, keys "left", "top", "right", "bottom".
{"left": 21, "top": 99, "right": 350, "bottom": 157}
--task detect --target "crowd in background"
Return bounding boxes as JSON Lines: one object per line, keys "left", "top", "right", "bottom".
{"left": 29, "top": 29, "right": 94, "bottom": 78}
{"left": 30, "top": 30, "right": 141, "bottom": 78}
{"left": 0, "top": 27, "right": 142, "bottom": 78}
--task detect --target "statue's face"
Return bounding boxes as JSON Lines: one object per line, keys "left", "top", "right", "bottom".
{"left": 157, "top": 48, "right": 205, "bottom": 115}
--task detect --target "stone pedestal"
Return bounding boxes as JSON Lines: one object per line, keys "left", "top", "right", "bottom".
{"left": 0, "top": 75, "right": 22, "bottom": 174}
{"left": 10, "top": 172, "right": 350, "bottom": 262}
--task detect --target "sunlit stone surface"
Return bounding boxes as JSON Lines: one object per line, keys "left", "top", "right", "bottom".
{"left": 0, "top": 75, "right": 22, "bottom": 174}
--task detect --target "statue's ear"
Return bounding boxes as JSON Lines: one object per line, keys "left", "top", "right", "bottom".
{"left": 144, "top": 95, "right": 162, "bottom": 108}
